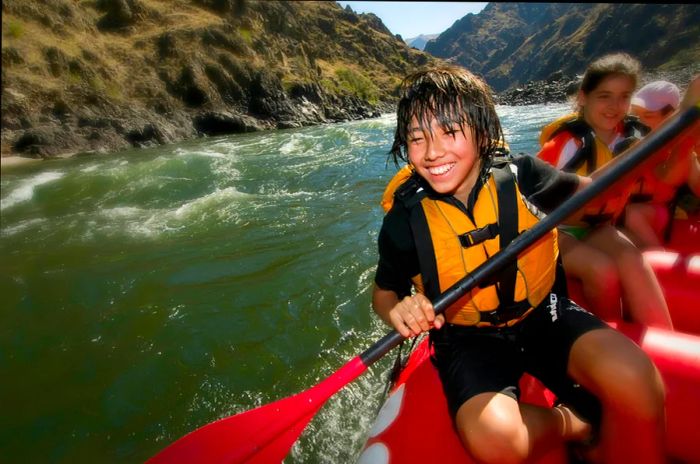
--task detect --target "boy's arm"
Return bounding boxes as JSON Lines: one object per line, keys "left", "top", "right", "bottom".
{"left": 557, "top": 175, "right": 595, "bottom": 225}
{"left": 372, "top": 285, "right": 401, "bottom": 327}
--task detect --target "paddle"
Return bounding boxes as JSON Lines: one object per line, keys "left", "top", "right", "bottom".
{"left": 148, "top": 103, "right": 699, "bottom": 464}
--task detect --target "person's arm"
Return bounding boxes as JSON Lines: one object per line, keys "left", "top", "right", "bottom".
{"left": 687, "top": 151, "right": 700, "bottom": 197}
{"left": 372, "top": 210, "right": 444, "bottom": 337}
{"left": 681, "top": 75, "right": 700, "bottom": 109}
{"left": 652, "top": 136, "right": 697, "bottom": 187}
{"left": 512, "top": 154, "right": 595, "bottom": 225}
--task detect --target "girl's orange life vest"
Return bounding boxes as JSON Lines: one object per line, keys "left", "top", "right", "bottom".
{"left": 538, "top": 113, "right": 650, "bottom": 224}
{"left": 381, "top": 162, "right": 558, "bottom": 327}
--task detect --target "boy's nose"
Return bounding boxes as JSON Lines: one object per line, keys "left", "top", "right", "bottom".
{"left": 424, "top": 138, "right": 443, "bottom": 160}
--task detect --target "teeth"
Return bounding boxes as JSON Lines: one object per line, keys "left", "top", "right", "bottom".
{"left": 428, "top": 163, "right": 454, "bottom": 175}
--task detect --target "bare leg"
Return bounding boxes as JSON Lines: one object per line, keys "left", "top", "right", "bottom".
{"left": 585, "top": 225, "right": 673, "bottom": 329}
{"left": 454, "top": 392, "right": 590, "bottom": 463}
{"left": 624, "top": 203, "right": 665, "bottom": 248}
{"left": 559, "top": 232, "right": 622, "bottom": 320}
{"left": 568, "top": 328, "right": 666, "bottom": 464}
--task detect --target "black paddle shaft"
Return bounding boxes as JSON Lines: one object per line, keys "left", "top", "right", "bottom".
{"left": 360, "top": 104, "right": 700, "bottom": 366}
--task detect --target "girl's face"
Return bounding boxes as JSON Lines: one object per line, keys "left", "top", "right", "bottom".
{"left": 579, "top": 74, "right": 635, "bottom": 135}
{"left": 407, "top": 115, "right": 480, "bottom": 203}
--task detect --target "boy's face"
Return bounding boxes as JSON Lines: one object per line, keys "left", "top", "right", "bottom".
{"left": 578, "top": 74, "right": 635, "bottom": 134}
{"left": 407, "top": 115, "right": 480, "bottom": 203}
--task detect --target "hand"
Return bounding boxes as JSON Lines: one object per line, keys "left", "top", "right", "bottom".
{"left": 389, "top": 293, "right": 444, "bottom": 338}
{"left": 680, "top": 75, "right": 700, "bottom": 110}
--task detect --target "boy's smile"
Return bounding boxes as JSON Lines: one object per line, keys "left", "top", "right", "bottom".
{"left": 407, "top": 116, "right": 481, "bottom": 204}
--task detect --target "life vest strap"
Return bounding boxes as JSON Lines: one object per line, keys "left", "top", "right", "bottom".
{"left": 551, "top": 118, "right": 597, "bottom": 174}
{"left": 493, "top": 166, "right": 519, "bottom": 308}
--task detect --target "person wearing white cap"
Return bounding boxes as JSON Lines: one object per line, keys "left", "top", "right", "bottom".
{"left": 630, "top": 80, "right": 681, "bottom": 130}
{"left": 624, "top": 76, "right": 700, "bottom": 248}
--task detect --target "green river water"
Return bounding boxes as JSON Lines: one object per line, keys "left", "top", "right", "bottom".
{"left": 0, "top": 104, "right": 570, "bottom": 463}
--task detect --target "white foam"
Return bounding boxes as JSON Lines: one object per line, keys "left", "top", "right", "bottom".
{"left": 101, "top": 206, "right": 144, "bottom": 218}
{"left": 0, "top": 171, "right": 64, "bottom": 211}
{"left": 174, "top": 187, "right": 251, "bottom": 219}
{"left": 0, "top": 217, "right": 46, "bottom": 237}
{"left": 279, "top": 134, "right": 306, "bottom": 155}
{"left": 176, "top": 149, "right": 227, "bottom": 159}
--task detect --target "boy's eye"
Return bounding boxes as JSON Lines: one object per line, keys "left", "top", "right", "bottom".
{"left": 409, "top": 136, "right": 424, "bottom": 144}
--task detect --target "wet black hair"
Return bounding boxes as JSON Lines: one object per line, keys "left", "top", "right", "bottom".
{"left": 579, "top": 52, "right": 641, "bottom": 95}
{"left": 389, "top": 65, "right": 504, "bottom": 170}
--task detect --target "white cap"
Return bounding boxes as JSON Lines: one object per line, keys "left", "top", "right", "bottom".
{"left": 632, "top": 81, "right": 681, "bottom": 111}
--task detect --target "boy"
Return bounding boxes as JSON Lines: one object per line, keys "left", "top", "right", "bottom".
{"left": 372, "top": 66, "right": 666, "bottom": 463}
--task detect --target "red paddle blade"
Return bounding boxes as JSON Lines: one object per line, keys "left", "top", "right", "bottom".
{"left": 148, "top": 356, "right": 367, "bottom": 464}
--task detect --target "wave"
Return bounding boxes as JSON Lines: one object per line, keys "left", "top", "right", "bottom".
{"left": 96, "top": 187, "right": 254, "bottom": 238}
{"left": 174, "top": 186, "right": 251, "bottom": 219}
{"left": 0, "top": 171, "right": 65, "bottom": 211}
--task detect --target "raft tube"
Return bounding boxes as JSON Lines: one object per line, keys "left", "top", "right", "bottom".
{"left": 360, "top": 216, "right": 700, "bottom": 463}
{"left": 359, "top": 325, "right": 700, "bottom": 463}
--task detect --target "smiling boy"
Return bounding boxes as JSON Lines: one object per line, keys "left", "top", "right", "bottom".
{"left": 372, "top": 66, "right": 666, "bottom": 463}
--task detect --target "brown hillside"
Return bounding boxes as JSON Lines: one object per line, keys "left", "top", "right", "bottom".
{"left": 1, "top": 0, "right": 437, "bottom": 158}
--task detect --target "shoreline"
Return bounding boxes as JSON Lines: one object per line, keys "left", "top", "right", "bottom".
{"left": 1, "top": 153, "right": 76, "bottom": 174}
{"left": 1, "top": 155, "right": 42, "bottom": 170}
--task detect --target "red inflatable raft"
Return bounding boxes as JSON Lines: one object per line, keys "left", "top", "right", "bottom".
{"left": 359, "top": 217, "right": 700, "bottom": 464}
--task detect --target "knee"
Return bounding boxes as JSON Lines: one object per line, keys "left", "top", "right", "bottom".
{"left": 599, "top": 354, "right": 665, "bottom": 419}
{"left": 611, "top": 240, "right": 648, "bottom": 270}
{"left": 459, "top": 413, "right": 529, "bottom": 464}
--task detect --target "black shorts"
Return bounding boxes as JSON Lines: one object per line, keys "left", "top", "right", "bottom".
{"left": 429, "top": 293, "right": 607, "bottom": 426}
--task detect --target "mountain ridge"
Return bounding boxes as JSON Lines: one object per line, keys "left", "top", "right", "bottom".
{"left": 425, "top": 3, "right": 700, "bottom": 92}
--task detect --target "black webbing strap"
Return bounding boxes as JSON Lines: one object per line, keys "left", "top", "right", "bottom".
{"left": 408, "top": 204, "right": 441, "bottom": 300}
{"left": 550, "top": 119, "right": 597, "bottom": 175}
{"left": 395, "top": 176, "right": 442, "bottom": 301}
{"left": 492, "top": 166, "right": 519, "bottom": 308}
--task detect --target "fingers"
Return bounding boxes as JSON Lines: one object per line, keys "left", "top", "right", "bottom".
{"left": 389, "top": 294, "right": 441, "bottom": 338}
{"left": 435, "top": 314, "right": 445, "bottom": 330}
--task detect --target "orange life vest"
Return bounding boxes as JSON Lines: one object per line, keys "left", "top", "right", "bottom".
{"left": 382, "top": 161, "right": 558, "bottom": 327}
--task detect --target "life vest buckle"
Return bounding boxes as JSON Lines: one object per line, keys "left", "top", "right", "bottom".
{"left": 480, "top": 300, "right": 532, "bottom": 326}
{"left": 458, "top": 223, "right": 498, "bottom": 248}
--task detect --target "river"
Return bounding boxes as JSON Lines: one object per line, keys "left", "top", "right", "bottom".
{"left": 0, "top": 103, "right": 571, "bottom": 463}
